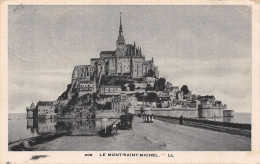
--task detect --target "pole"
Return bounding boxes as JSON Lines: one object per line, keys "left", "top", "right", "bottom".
{"left": 142, "top": 92, "right": 144, "bottom": 106}
{"left": 105, "top": 122, "right": 107, "bottom": 134}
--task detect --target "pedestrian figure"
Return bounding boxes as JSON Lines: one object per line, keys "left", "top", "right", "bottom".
{"left": 150, "top": 114, "right": 153, "bottom": 123}
{"left": 147, "top": 114, "right": 150, "bottom": 123}
{"left": 144, "top": 114, "right": 147, "bottom": 123}
{"left": 179, "top": 115, "right": 184, "bottom": 125}
{"left": 112, "top": 124, "right": 118, "bottom": 134}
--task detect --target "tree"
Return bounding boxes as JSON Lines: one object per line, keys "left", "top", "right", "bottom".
{"left": 100, "top": 76, "right": 108, "bottom": 85}
{"left": 113, "top": 80, "right": 124, "bottom": 87}
{"left": 181, "top": 85, "right": 189, "bottom": 95}
{"left": 135, "top": 92, "right": 143, "bottom": 101}
{"left": 147, "top": 69, "right": 155, "bottom": 77}
{"left": 146, "top": 92, "right": 158, "bottom": 102}
{"left": 122, "top": 86, "right": 127, "bottom": 91}
{"left": 93, "top": 92, "right": 98, "bottom": 102}
{"left": 54, "top": 107, "right": 59, "bottom": 113}
{"left": 96, "top": 103, "right": 103, "bottom": 110}
{"left": 145, "top": 84, "right": 153, "bottom": 91}
{"left": 129, "top": 83, "right": 135, "bottom": 91}
{"left": 155, "top": 78, "right": 166, "bottom": 91}
{"left": 86, "top": 99, "right": 92, "bottom": 106}
{"left": 157, "top": 102, "right": 162, "bottom": 108}
{"left": 137, "top": 78, "right": 143, "bottom": 83}
{"left": 103, "top": 102, "right": 111, "bottom": 110}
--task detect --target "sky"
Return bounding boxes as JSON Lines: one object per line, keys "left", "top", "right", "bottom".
{"left": 8, "top": 5, "right": 251, "bottom": 113}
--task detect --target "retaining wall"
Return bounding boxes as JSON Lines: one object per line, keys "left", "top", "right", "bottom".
{"left": 223, "top": 110, "right": 234, "bottom": 117}
{"left": 136, "top": 108, "right": 198, "bottom": 118}
{"left": 199, "top": 108, "right": 223, "bottom": 117}
{"left": 136, "top": 107, "right": 225, "bottom": 118}
{"left": 95, "top": 110, "right": 121, "bottom": 119}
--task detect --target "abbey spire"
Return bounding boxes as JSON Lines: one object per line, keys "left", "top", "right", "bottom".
{"left": 116, "top": 12, "right": 125, "bottom": 52}
{"left": 119, "top": 12, "right": 123, "bottom": 36}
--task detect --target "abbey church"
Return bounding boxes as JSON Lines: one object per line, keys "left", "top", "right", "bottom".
{"left": 72, "top": 13, "right": 159, "bottom": 87}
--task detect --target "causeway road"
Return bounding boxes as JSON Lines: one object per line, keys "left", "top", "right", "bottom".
{"left": 33, "top": 117, "right": 251, "bottom": 151}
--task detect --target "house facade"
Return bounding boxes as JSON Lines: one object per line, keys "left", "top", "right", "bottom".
{"left": 37, "top": 101, "right": 56, "bottom": 119}
{"left": 100, "top": 86, "right": 122, "bottom": 95}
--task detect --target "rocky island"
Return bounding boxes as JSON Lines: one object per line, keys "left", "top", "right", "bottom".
{"left": 26, "top": 12, "right": 233, "bottom": 121}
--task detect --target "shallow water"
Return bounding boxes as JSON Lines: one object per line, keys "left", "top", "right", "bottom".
{"left": 8, "top": 113, "right": 117, "bottom": 143}
{"left": 8, "top": 113, "right": 251, "bottom": 143}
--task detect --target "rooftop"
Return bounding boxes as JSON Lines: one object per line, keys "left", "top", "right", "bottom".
{"left": 198, "top": 95, "right": 215, "bottom": 100}
{"left": 100, "top": 51, "right": 116, "bottom": 54}
{"left": 100, "top": 86, "right": 122, "bottom": 88}
{"left": 37, "top": 101, "right": 54, "bottom": 106}
{"left": 91, "top": 58, "right": 100, "bottom": 60}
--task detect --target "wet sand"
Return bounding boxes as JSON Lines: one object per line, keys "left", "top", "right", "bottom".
{"left": 33, "top": 117, "right": 251, "bottom": 151}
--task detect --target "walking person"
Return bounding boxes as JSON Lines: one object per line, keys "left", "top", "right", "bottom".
{"left": 112, "top": 124, "right": 118, "bottom": 134}
{"left": 179, "top": 115, "right": 184, "bottom": 125}
{"left": 147, "top": 114, "right": 150, "bottom": 123}
{"left": 150, "top": 114, "right": 153, "bottom": 123}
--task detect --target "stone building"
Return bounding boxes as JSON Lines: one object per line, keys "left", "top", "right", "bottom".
{"left": 37, "top": 101, "right": 56, "bottom": 119}
{"left": 100, "top": 86, "right": 122, "bottom": 95}
{"left": 165, "top": 82, "right": 179, "bottom": 101}
{"left": 26, "top": 102, "right": 36, "bottom": 119}
{"left": 134, "top": 82, "right": 147, "bottom": 93}
{"left": 111, "top": 94, "right": 129, "bottom": 113}
{"left": 198, "top": 95, "right": 215, "bottom": 104}
{"left": 183, "top": 91, "right": 192, "bottom": 101}
{"left": 26, "top": 106, "right": 31, "bottom": 118}
{"left": 71, "top": 12, "right": 159, "bottom": 84}
{"left": 128, "top": 95, "right": 138, "bottom": 107}
{"left": 176, "top": 91, "right": 184, "bottom": 101}
{"left": 72, "top": 65, "right": 94, "bottom": 82}
{"left": 111, "top": 97, "right": 122, "bottom": 112}
{"left": 78, "top": 79, "right": 96, "bottom": 96}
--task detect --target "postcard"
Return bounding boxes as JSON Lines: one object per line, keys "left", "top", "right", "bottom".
{"left": 1, "top": 0, "right": 260, "bottom": 163}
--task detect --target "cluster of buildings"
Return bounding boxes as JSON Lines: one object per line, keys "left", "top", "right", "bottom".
{"left": 70, "top": 13, "right": 159, "bottom": 98}
{"left": 159, "top": 82, "right": 227, "bottom": 109}
{"left": 95, "top": 80, "right": 227, "bottom": 115}
{"left": 26, "top": 101, "right": 56, "bottom": 119}
{"left": 26, "top": 12, "right": 228, "bottom": 119}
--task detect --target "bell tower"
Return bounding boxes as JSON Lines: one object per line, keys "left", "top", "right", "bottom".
{"left": 116, "top": 12, "right": 125, "bottom": 52}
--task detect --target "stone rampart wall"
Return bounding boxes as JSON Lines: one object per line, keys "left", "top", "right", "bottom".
{"left": 223, "top": 110, "right": 234, "bottom": 117}
{"left": 136, "top": 107, "right": 224, "bottom": 118}
{"left": 95, "top": 110, "right": 121, "bottom": 119}
{"left": 135, "top": 108, "right": 198, "bottom": 118}
{"left": 199, "top": 108, "right": 224, "bottom": 118}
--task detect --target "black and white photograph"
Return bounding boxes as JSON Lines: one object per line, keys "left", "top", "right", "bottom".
{"left": 1, "top": 2, "right": 260, "bottom": 163}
